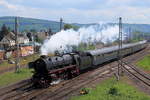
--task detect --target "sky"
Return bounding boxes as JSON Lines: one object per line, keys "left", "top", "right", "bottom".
{"left": 0, "top": 0, "right": 150, "bottom": 24}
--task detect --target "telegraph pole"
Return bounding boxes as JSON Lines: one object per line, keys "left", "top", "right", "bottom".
{"left": 15, "top": 17, "right": 20, "bottom": 73}
{"left": 60, "top": 18, "right": 63, "bottom": 31}
{"left": 32, "top": 34, "right": 36, "bottom": 60}
{"left": 117, "top": 17, "right": 123, "bottom": 80}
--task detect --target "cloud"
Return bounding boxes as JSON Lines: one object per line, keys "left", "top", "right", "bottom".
{"left": 0, "top": 0, "right": 150, "bottom": 24}
{"left": 0, "top": 0, "right": 17, "bottom": 9}
{"left": 0, "top": 0, "right": 43, "bottom": 18}
{"left": 106, "top": 0, "right": 133, "bottom": 5}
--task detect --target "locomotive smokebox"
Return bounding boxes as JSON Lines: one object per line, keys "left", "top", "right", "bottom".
{"left": 40, "top": 55, "right": 47, "bottom": 58}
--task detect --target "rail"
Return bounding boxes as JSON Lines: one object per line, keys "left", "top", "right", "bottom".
{"left": 123, "top": 62, "right": 150, "bottom": 87}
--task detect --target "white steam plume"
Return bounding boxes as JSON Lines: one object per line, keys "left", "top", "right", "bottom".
{"left": 40, "top": 23, "right": 123, "bottom": 55}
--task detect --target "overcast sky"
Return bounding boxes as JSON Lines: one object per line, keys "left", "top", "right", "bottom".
{"left": 0, "top": 0, "right": 150, "bottom": 24}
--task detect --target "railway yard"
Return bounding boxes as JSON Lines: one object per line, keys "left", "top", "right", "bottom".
{"left": 1, "top": 1, "right": 150, "bottom": 100}
{"left": 0, "top": 44, "right": 149, "bottom": 100}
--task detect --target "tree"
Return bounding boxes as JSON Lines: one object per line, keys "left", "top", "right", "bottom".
{"left": 23, "top": 29, "right": 29, "bottom": 33}
{"left": 27, "top": 32, "right": 33, "bottom": 41}
{"left": 131, "top": 31, "right": 144, "bottom": 42}
{"left": 30, "top": 29, "right": 37, "bottom": 33}
{"left": 7, "top": 27, "right": 11, "bottom": 32}
{"left": 48, "top": 28, "right": 52, "bottom": 36}
{"left": 0, "top": 24, "right": 9, "bottom": 40}
{"left": 35, "top": 35, "right": 42, "bottom": 43}
{"left": 64, "top": 24, "right": 79, "bottom": 30}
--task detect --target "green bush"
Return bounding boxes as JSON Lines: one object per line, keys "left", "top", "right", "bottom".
{"left": 108, "top": 87, "right": 119, "bottom": 96}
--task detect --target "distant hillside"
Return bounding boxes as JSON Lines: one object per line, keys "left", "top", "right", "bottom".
{"left": 0, "top": 16, "right": 150, "bottom": 33}
{"left": 0, "top": 16, "right": 62, "bottom": 32}
{"left": 112, "top": 23, "right": 150, "bottom": 33}
{"left": 74, "top": 23, "right": 150, "bottom": 33}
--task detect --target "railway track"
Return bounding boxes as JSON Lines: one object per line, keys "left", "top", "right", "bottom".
{"left": 122, "top": 62, "right": 150, "bottom": 93}
{"left": 123, "top": 62, "right": 150, "bottom": 86}
{"left": 38, "top": 64, "right": 117, "bottom": 100}
{"left": 0, "top": 57, "right": 119, "bottom": 100}
{"left": 0, "top": 45, "right": 149, "bottom": 100}
{"left": 122, "top": 45, "right": 150, "bottom": 94}
{"left": 11, "top": 62, "right": 118, "bottom": 100}
{"left": 0, "top": 79, "right": 32, "bottom": 99}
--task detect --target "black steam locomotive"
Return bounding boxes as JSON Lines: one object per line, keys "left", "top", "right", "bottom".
{"left": 29, "top": 41, "right": 147, "bottom": 88}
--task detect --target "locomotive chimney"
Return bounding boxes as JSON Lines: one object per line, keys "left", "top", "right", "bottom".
{"left": 40, "top": 55, "right": 47, "bottom": 58}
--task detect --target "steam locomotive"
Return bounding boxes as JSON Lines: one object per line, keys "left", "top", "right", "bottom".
{"left": 29, "top": 41, "right": 147, "bottom": 88}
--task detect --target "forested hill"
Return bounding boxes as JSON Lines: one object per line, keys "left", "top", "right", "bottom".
{"left": 0, "top": 16, "right": 61, "bottom": 32}
{"left": 0, "top": 16, "right": 150, "bottom": 33}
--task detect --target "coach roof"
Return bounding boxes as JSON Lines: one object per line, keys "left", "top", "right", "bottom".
{"left": 86, "top": 41, "right": 146, "bottom": 56}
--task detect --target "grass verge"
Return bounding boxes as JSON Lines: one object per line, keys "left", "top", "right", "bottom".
{"left": 136, "top": 54, "right": 150, "bottom": 70}
{"left": 0, "top": 68, "right": 33, "bottom": 87}
{"left": 71, "top": 77, "right": 150, "bottom": 100}
{"left": 0, "top": 54, "right": 40, "bottom": 70}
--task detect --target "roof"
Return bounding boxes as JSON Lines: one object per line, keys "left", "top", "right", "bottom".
{"left": 0, "top": 48, "right": 4, "bottom": 51}
{"left": 1, "top": 36, "right": 15, "bottom": 43}
{"left": 86, "top": 41, "right": 146, "bottom": 56}
{"left": 19, "top": 42, "right": 41, "bottom": 46}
